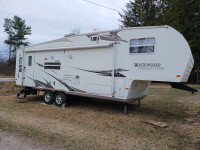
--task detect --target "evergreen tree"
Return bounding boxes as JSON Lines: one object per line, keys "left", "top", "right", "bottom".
{"left": 119, "top": 0, "right": 200, "bottom": 83}
{"left": 119, "top": 0, "right": 165, "bottom": 27}
{"left": 163, "top": 0, "right": 200, "bottom": 55}
{"left": 3, "top": 16, "right": 31, "bottom": 63}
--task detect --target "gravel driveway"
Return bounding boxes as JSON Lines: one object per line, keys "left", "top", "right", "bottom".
{"left": 0, "top": 129, "right": 65, "bottom": 150}
{"left": 0, "top": 78, "right": 15, "bottom": 82}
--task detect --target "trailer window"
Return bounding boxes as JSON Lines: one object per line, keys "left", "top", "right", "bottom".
{"left": 19, "top": 57, "right": 22, "bottom": 72}
{"left": 130, "top": 38, "right": 155, "bottom": 54}
{"left": 28, "top": 56, "right": 32, "bottom": 66}
{"left": 91, "top": 36, "right": 100, "bottom": 41}
{"left": 44, "top": 62, "right": 61, "bottom": 70}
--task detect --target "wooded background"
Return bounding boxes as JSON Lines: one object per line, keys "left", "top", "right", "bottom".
{"left": 119, "top": 0, "right": 200, "bottom": 83}
{"left": 0, "top": 0, "right": 199, "bottom": 83}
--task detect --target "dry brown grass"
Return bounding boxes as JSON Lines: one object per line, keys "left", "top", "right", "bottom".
{"left": 0, "top": 84, "right": 199, "bottom": 149}
{"left": 0, "top": 82, "right": 20, "bottom": 96}
{"left": 0, "top": 75, "right": 14, "bottom": 78}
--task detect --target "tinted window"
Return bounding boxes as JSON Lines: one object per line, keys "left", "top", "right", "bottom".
{"left": 44, "top": 62, "right": 61, "bottom": 70}
{"left": 28, "top": 56, "right": 32, "bottom": 66}
{"left": 91, "top": 36, "right": 100, "bottom": 41}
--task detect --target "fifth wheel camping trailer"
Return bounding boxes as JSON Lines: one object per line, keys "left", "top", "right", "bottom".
{"left": 15, "top": 25, "right": 197, "bottom": 113}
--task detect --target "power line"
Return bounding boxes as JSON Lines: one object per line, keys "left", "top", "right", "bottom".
{"left": 81, "top": 0, "right": 122, "bottom": 13}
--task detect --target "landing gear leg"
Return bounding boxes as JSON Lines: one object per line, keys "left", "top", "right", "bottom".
{"left": 137, "top": 99, "right": 141, "bottom": 107}
{"left": 123, "top": 104, "right": 128, "bottom": 114}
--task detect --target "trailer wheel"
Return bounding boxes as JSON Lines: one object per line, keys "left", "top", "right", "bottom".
{"left": 54, "top": 92, "right": 66, "bottom": 107}
{"left": 43, "top": 91, "right": 54, "bottom": 104}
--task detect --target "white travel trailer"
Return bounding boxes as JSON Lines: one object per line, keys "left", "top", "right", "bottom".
{"left": 15, "top": 25, "right": 197, "bottom": 113}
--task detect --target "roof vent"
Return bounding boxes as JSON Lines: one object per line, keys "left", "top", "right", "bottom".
{"left": 92, "top": 28, "right": 100, "bottom": 32}
{"left": 64, "top": 33, "right": 76, "bottom": 37}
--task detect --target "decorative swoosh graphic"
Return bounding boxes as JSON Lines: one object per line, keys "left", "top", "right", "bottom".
{"left": 41, "top": 70, "right": 75, "bottom": 91}
{"left": 26, "top": 76, "right": 53, "bottom": 88}
{"left": 36, "top": 62, "right": 43, "bottom": 67}
{"left": 74, "top": 67, "right": 128, "bottom": 77}
{"left": 35, "top": 63, "right": 75, "bottom": 91}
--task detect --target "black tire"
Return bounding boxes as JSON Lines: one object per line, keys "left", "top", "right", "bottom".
{"left": 54, "top": 92, "right": 66, "bottom": 106}
{"left": 43, "top": 91, "right": 54, "bottom": 104}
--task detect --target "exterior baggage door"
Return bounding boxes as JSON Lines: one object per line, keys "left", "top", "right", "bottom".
{"left": 24, "top": 53, "right": 35, "bottom": 86}
{"left": 115, "top": 78, "right": 125, "bottom": 97}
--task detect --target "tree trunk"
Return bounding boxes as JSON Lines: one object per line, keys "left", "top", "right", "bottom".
{"left": 8, "top": 44, "right": 11, "bottom": 64}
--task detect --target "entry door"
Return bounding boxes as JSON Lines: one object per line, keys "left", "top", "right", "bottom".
{"left": 24, "top": 53, "right": 35, "bottom": 86}
{"left": 16, "top": 52, "right": 23, "bottom": 86}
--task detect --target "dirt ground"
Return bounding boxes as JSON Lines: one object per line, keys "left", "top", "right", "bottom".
{"left": 0, "top": 83, "right": 200, "bottom": 150}
{"left": 0, "top": 129, "right": 65, "bottom": 150}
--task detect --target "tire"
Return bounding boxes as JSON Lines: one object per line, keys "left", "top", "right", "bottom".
{"left": 54, "top": 92, "right": 66, "bottom": 107}
{"left": 43, "top": 91, "right": 54, "bottom": 104}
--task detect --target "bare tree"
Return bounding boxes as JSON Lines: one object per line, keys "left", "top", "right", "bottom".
{"left": 0, "top": 51, "right": 4, "bottom": 63}
{"left": 71, "top": 28, "right": 81, "bottom": 34}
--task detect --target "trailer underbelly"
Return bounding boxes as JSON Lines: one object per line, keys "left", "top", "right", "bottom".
{"left": 15, "top": 84, "right": 147, "bottom": 103}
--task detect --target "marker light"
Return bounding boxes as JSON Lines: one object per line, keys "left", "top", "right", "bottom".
{"left": 176, "top": 75, "right": 181, "bottom": 77}
{"left": 125, "top": 88, "right": 129, "bottom": 90}
{"left": 45, "top": 58, "right": 47, "bottom": 60}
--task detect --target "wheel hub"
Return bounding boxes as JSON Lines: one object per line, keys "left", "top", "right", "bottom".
{"left": 45, "top": 93, "right": 51, "bottom": 102}
{"left": 56, "top": 95, "right": 63, "bottom": 105}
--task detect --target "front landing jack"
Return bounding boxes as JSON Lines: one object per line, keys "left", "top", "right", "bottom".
{"left": 123, "top": 104, "right": 128, "bottom": 114}
{"left": 137, "top": 99, "right": 141, "bottom": 106}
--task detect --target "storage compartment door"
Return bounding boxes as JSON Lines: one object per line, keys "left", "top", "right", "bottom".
{"left": 115, "top": 78, "right": 125, "bottom": 97}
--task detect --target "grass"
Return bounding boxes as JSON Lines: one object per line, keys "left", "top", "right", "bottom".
{"left": 0, "top": 75, "right": 14, "bottom": 78}
{"left": 0, "top": 81, "right": 20, "bottom": 96}
{"left": 0, "top": 83, "right": 200, "bottom": 149}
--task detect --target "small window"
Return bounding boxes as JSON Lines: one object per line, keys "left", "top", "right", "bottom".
{"left": 28, "top": 56, "right": 32, "bottom": 66}
{"left": 19, "top": 57, "right": 22, "bottom": 72}
{"left": 130, "top": 38, "right": 155, "bottom": 54}
{"left": 91, "top": 36, "right": 100, "bottom": 41}
{"left": 44, "top": 62, "right": 61, "bottom": 70}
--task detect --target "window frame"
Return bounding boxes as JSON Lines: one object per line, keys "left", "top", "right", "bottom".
{"left": 129, "top": 37, "right": 156, "bottom": 55}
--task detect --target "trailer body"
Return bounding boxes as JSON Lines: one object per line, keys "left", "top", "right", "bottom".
{"left": 15, "top": 26, "right": 194, "bottom": 102}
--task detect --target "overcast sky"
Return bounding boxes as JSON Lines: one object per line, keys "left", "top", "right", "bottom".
{"left": 0, "top": 0, "right": 129, "bottom": 57}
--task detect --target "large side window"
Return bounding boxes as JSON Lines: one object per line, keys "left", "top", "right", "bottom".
{"left": 130, "top": 38, "right": 155, "bottom": 54}
{"left": 28, "top": 56, "right": 32, "bottom": 66}
{"left": 19, "top": 57, "right": 22, "bottom": 72}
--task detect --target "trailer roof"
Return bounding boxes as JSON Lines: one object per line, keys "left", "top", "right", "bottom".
{"left": 65, "top": 25, "right": 169, "bottom": 38}
{"left": 22, "top": 25, "right": 169, "bottom": 52}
